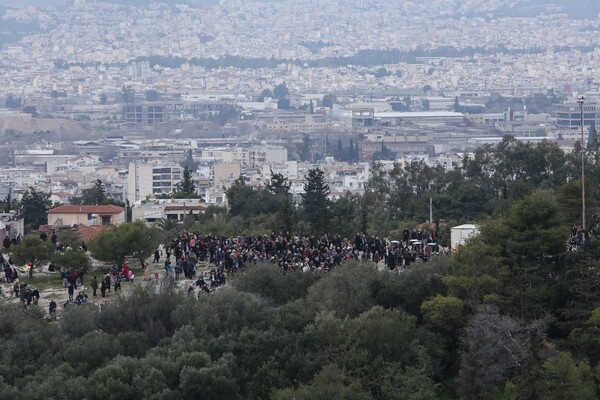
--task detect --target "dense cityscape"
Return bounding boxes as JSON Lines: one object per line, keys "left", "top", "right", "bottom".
{"left": 0, "top": 0, "right": 600, "bottom": 399}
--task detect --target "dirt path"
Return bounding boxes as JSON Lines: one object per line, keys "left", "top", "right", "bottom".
{"left": 0, "top": 255, "right": 219, "bottom": 318}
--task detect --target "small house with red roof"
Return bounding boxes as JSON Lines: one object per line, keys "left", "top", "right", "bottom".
{"left": 48, "top": 204, "right": 126, "bottom": 227}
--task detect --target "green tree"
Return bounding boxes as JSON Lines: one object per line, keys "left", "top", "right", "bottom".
{"left": 453, "top": 96, "right": 460, "bottom": 112}
{"left": 301, "top": 168, "right": 331, "bottom": 234}
{"left": 121, "top": 86, "right": 135, "bottom": 103}
{"left": 145, "top": 89, "right": 161, "bottom": 101}
{"left": 180, "top": 149, "right": 198, "bottom": 171}
{"left": 447, "top": 191, "right": 566, "bottom": 320}
{"left": 421, "top": 295, "right": 467, "bottom": 335}
{"left": 11, "top": 235, "right": 52, "bottom": 278}
{"left": 5, "top": 94, "right": 22, "bottom": 109}
{"left": 57, "top": 229, "right": 83, "bottom": 249}
{"left": 273, "top": 83, "right": 289, "bottom": 100}
{"left": 52, "top": 249, "right": 91, "bottom": 273}
{"left": 258, "top": 88, "right": 273, "bottom": 101}
{"left": 174, "top": 167, "right": 199, "bottom": 199}
{"left": 539, "top": 352, "right": 596, "bottom": 400}
{"left": 267, "top": 171, "right": 294, "bottom": 232}
{"left": 587, "top": 123, "right": 598, "bottom": 151}
{"left": 322, "top": 94, "right": 336, "bottom": 109}
{"left": 232, "top": 263, "right": 320, "bottom": 306}
{"left": 557, "top": 178, "right": 599, "bottom": 225}
{"left": 0, "top": 193, "right": 12, "bottom": 213}
{"left": 373, "top": 67, "right": 389, "bottom": 78}
{"left": 156, "top": 218, "right": 182, "bottom": 243}
{"left": 22, "top": 106, "right": 38, "bottom": 117}
{"left": 88, "top": 222, "right": 160, "bottom": 267}
{"left": 72, "top": 179, "right": 107, "bottom": 205}
{"left": 329, "top": 192, "right": 360, "bottom": 239}
{"left": 274, "top": 364, "right": 372, "bottom": 400}
{"left": 99, "top": 93, "right": 107, "bottom": 104}
{"left": 277, "top": 98, "right": 291, "bottom": 110}
{"left": 18, "top": 187, "right": 51, "bottom": 232}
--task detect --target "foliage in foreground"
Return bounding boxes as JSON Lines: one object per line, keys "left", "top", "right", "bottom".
{"left": 2, "top": 189, "right": 600, "bottom": 399}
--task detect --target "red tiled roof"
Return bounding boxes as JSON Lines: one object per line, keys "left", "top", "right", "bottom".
{"left": 49, "top": 205, "right": 124, "bottom": 215}
{"left": 76, "top": 225, "right": 112, "bottom": 241}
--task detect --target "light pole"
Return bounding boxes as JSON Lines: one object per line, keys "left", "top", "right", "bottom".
{"left": 577, "top": 95, "right": 586, "bottom": 229}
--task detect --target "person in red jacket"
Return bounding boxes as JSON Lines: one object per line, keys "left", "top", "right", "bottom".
{"left": 122, "top": 263, "right": 130, "bottom": 281}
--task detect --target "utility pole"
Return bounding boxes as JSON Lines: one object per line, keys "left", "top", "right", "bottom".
{"left": 577, "top": 95, "right": 586, "bottom": 229}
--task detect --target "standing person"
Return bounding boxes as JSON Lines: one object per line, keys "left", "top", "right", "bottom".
{"left": 49, "top": 300, "right": 57, "bottom": 316}
{"left": 77, "top": 268, "right": 85, "bottom": 286}
{"left": 69, "top": 267, "right": 78, "bottom": 290}
{"left": 122, "top": 263, "right": 130, "bottom": 281}
{"left": 19, "top": 283, "right": 27, "bottom": 304}
{"left": 114, "top": 274, "right": 121, "bottom": 292}
{"left": 153, "top": 249, "right": 160, "bottom": 263}
{"left": 61, "top": 268, "right": 68, "bottom": 288}
{"left": 25, "top": 287, "right": 33, "bottom": 307}
{"left": 11, "top": 279, "right": 19, "bottom": 299}
{"left": 105, "top": 273, "right": 111, "bottom": 293}
{"left": 91, "top": 276, "right": 98, "bottom": 296}
{"left": 175, "top": 258, "right": 182, "bottom": 281}
{"left": 31, "top": 287, "right": 40, "bottom": 305}
{"left": 110, "top": 270, "right": 116, "bottom": 288}
{"left": 100, "top": 279, "right": 107, "bottom": 297}
{"left": 67, "top": 283, "right": 74, "bottom": 300}
{"left": 153, "top": 272, "right": 160, "bottom": 294}
{"left": 165, "top": 260, "right": 173, "bottom": 278}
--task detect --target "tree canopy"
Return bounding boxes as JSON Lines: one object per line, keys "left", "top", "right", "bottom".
{"left": 174, "top": 166, "right": 200, "bottom": 199}
{"left": 18, "top": 187, "right": 51, "bottom": 232}
{"left": 301, "top": 168, "right": 331, "bottom": 234}
{"left": 10, "top": 235, "right": 52, "bottom": 278}
{"left": 88, "top": 221, "right": 160, "bottom": 266}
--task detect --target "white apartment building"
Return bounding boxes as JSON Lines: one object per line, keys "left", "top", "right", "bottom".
{"left": 127, "top": 162, "right": 183, "bottom": 203}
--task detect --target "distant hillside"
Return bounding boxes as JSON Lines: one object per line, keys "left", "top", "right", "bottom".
{"left": 0, "top": 116, "right": 86, "bottom": 136}
{"left": 0, "top": 8, "right": 47, "bottom": 45}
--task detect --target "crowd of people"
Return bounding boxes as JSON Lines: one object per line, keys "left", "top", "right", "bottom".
{"left": 0, "top": 226, "right": 446, "bottom": 313}
{"left": 157, "top": 228, "right": 443, "bottom": 283}
{"left": 0, "top": 254, "right": 19, "bottom": 283}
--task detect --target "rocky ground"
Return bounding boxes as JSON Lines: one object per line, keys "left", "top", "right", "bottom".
{"left": 0, "top": 255, "right": 216, "bottom": 318}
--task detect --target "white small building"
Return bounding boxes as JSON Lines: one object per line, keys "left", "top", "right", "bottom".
{"left": 132, "top": 199, "right": 208, "bottom": 224}
{"left": 450, "top": 224, "right": 480, "bottom": 251}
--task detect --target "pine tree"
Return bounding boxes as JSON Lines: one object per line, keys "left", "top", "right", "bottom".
{"left": 453, "top": 96, "right": 461, "bottom": 112}
{"left": 587, "top": 123, "right": 598, "bottom": 151}
{"left": 0, "top": 192, "right": 12, "bottom": 213}
{"left": 301, "top": 168, "right": 331, "bottom": 234}
{"left": 18, "top": 187, "right": 51, "bottom": 232}
{"left": 175, "top": 167, "right": 197, "bottom": 197}
{"left": 180, "top": 150, "right": 198, "bottom": 171}
{"left": 267, "top": 171, "right": 294, "bottom": 232}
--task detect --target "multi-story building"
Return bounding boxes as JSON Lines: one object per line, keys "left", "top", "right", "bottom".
{"left": 123, "top": 103, "right": 168, "bottom": 125}
{"left": 360, "top": 133, "right": 430, "bottom": 160}
{"left": 127, "top": 162, "right": 183, "bottom": 203}
{"left": 555, "top": 101, "right": 599, "bottom": 133}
